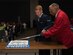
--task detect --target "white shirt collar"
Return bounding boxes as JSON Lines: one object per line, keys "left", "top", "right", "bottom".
{"left": 39, "top": 13, "right": 43, "bottom": 18}
{"left": 55, "top": 9, "right": 60, "bottom": 18}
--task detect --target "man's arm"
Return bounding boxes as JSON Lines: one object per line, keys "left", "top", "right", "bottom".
{"left": 42, "top": 16, "right": 64, "bottom": 38}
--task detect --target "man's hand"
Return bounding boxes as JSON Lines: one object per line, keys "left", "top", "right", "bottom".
{"left": 41, "top": 29, "right": 47, "bottom": 36}
{"left": 41, "top": 29, "right": 46, "bottom": 33}
{"left": 41, "top": 29, "right": 50, "bottom": 38}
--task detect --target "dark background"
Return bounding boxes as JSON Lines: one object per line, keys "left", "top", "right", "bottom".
{"left": 0, "top": 0, "right": 30, "bottom": 27}
{"left": 39, "top": 0, "right": 73, "bottom": 19}
{"left": 0, "top": 0, "right": 73, "bottom": 27}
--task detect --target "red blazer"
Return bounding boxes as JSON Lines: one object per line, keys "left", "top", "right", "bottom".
{"left": 42, "top": 9, "right": 73, "bottom": 48}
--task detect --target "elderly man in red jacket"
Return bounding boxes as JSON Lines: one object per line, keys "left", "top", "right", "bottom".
{"left": 42, "top": 3, "right": 73, "bottom": 55}
{"left": 42, "top": 3, "right": 73, "bottom": 48}
{"left": 41, "top": 3, "right": 73, "bottom": 55}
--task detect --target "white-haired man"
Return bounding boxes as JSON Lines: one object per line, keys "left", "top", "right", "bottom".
{"left": 42, "top": 3, "right": 73, "bottom": 55}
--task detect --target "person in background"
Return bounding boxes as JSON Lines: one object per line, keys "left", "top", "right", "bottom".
{"left": 5, "top": 23, "right": 14, "bottom": 41}
{"left": 22, "top": 22, "right": 27, "bottom": 34}
{"left": 12, "top": 22, "right": 16, "bottom": 33}
{"left": 41, "top": 3, "right": 73, "bottom": 55}
{"left": 0, "top": 22, "right": 6, "bottom": 42}
{"left": 33, "top": 5, "right": 53, "bottom": 42}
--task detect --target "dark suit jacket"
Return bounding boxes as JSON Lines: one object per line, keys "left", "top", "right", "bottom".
{"left": 33, "top": 14, "right": 53, "bottom": 41}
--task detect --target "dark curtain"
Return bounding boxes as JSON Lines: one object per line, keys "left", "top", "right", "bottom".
{"left": 0, "top": 0, "right": 30, "bottom": 27}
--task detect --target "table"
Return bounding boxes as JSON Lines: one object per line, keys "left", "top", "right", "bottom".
{"left": 0, "top": 41, "right": 67, "bottom": 55}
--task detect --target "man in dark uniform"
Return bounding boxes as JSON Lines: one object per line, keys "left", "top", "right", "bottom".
{"left": 33, "top": 5, "right": 53, "bottom": 42}
{"left": 33, "top": 5, "right": 53, "bottom": 55}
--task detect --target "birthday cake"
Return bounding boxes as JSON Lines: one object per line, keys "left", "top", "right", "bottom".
{"left": 7, "top": 40, "right": 30, "bottom": 48}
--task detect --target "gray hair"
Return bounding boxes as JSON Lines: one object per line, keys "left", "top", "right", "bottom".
{"left": 49, "top": 3, "right": 59, "bottom": 9}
